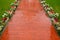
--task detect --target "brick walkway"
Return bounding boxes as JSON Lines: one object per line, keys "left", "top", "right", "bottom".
{"left": 0, "top": 0, "right": 60, "bottom": 40}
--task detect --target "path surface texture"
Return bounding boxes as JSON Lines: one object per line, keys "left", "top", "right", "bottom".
{"left": 1, "top": 0, "right": 60, "bottom": 40}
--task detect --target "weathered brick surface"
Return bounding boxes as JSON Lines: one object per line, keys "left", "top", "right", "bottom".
{"left": 0, "top": 0, "right": 60, "bottom": 40}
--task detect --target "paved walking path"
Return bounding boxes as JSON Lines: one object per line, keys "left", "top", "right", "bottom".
{"left": 1, "top": 0, "right": 60, "bottom": 40}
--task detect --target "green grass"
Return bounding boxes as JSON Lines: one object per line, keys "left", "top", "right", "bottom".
{"left": 0, "top": 0, "right": 15, "bottom": 20}
{"left": 45, "top": 0, "right": 60, "bottom": 13}
{"left": 45, "top": 0, "right": 60, "bottom": 20}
